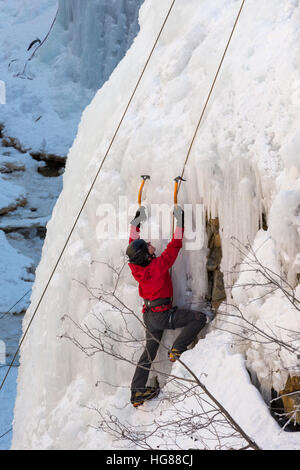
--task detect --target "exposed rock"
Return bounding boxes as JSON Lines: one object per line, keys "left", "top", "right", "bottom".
{"left": 0, "top": 197, "right": 27, "bottom": 216}
{"left": 280, "top": 375, "right": 300, "bottom": 425}
{"left": 260, "top": 212, "right": 268, "bottom": 231}
{"left": 0, "top": 222, "right": 47, "bottom": 240}
{"left": 0, "top": 123, "right": 66, "bottom": 176}
{"left": 30, "top": 152, "right": 66, "bottom": 177}
{"left": 2, "top": 136, "right": 29, "bottom": 154}
{"left": 6, "top": 231, "right": 25, "bottom": 241}
{"left": 37, "top": 163, "right": 65, "bottom": 177}
{"left": 30, "top": 151, "right": 66, "bottom": 165}
{"left": 0, "top": 161, "right": 25, "bottom": 173}
{"left": 206, "top": 217, "right": 226, "bottom": 311}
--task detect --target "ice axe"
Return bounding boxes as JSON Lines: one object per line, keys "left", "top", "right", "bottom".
{"left": 171, "top": 175, "right": 186, "bottom": 268}
{"left": 173, "top": 176, "right": 186, "bottom": 207}
{"left": 138, "top": 175, "right": 150, "bottom": 206}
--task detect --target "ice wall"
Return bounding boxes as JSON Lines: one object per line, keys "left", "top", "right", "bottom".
{"left": 39, "top": 0, "right": 144, "bottom": 90}
{"left": 11, "top": 0, "right": 300, "bottom": 450}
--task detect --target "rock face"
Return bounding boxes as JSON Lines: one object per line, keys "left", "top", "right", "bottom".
{"left": 30, "top": 152, "right": 66, "bottom": 177}
{"left": 1, "top": 137, "right": 29, "bottom": 154}
{"left": 0, "top": 196, "right": 27, "bottom": 216}
{"left": 206, "top": 217, "right": 226, "bottom": 311}
{"left": 280, "top": 376, "right": 300, "bottom": 426}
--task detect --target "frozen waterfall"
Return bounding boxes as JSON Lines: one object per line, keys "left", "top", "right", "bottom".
{"left": 39, "top": 0, "right": 145, "bottom": 90}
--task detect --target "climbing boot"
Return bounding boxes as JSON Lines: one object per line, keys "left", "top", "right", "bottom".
{"left": 168, "top": 348, "right": 181, "bottom": 362}
{"left": 131, "top": 386, "right": 160, "bottom": 408}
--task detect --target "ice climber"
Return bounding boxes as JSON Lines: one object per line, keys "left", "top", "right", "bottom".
{"left": 126, "top": 205, "right": 211, "bottom": 407}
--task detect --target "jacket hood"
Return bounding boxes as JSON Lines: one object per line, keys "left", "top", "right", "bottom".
{"left": 128, "top": 261, "right": 152, "bottom": 283}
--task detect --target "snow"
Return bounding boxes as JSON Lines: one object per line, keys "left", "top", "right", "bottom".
{"left": 226, "top": 230, "right": 300, "bottom": 393}
{"left": 0, "top": 141, "right": 63, "bottom": 318}
{"left": 0, "top": 230, "right": 33, "bottom": 314}
{"left": 0, "top": 177, "right": 26, "bottom": 215}
{"left": 269, "top": 187, "right": 300, "bottom": 284}
{"left": 0, "top": 0, "right": 143, "bottom": 155}
{"left": 0, "top": 367, "right": 17, "bottom": 451}
{"left": 7, "top": 0, "right": 300, "bottom": 450}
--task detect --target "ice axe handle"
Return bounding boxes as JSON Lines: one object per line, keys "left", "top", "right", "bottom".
{"left": 138, "top": 175, "right": 150, "bottom": 206}
{"left": 174, "top": 176, "right": 186, "bottom": 206}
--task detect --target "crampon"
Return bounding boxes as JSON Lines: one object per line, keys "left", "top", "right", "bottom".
{"left": 168, "top": 348, "right": 181, "bottom": 362}
{"left": 131, "top": 386, "right": 160, "bottom": 408}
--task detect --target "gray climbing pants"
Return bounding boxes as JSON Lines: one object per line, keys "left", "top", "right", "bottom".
{"left": 131, "top": 307, "right": 207, "bottom": 393}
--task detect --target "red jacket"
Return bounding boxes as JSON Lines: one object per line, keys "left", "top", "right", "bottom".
{"left": 128, "top": 225, "right": 184, "bottom": 312}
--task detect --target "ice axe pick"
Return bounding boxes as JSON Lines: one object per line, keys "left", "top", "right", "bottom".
{"left": 138, "top": 175, "right": 150, "bottom": 206}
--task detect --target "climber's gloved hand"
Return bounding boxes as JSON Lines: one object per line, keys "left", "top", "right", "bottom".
{"left": 173, "top": 205, "right": 184, "bottom": 228}
{"left": 130, "top": 205, "right": 147, "bottom": 228}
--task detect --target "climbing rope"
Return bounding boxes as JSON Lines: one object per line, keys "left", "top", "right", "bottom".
{"left": 0, "top": 427, "right": 12, "bottom": 441}
{"left": 177, "top": 0, "right": 246, "bottom": 193}
{"left": 0, "top": 289, "right": 31, "bottom": 321}
{"left": 171, "top": 0, "right": 246, "bottom": 243}
{"left": 0, "top": 0, "right": 176, "bottom": 392}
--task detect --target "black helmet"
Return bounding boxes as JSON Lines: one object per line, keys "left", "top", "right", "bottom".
{"left": 126, "top": 239, "right": 150, "bottom": 266}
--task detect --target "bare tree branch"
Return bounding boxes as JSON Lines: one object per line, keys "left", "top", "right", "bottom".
{"left": 60, "top": 260, "right": 261, "bottom": 450}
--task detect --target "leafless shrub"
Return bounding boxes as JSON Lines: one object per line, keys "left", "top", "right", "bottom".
{"left": 60, "top": 260, "right": 260, "bottom": 450}
{"left": 216, "top": 238, "right": 300, "bottom": 430}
